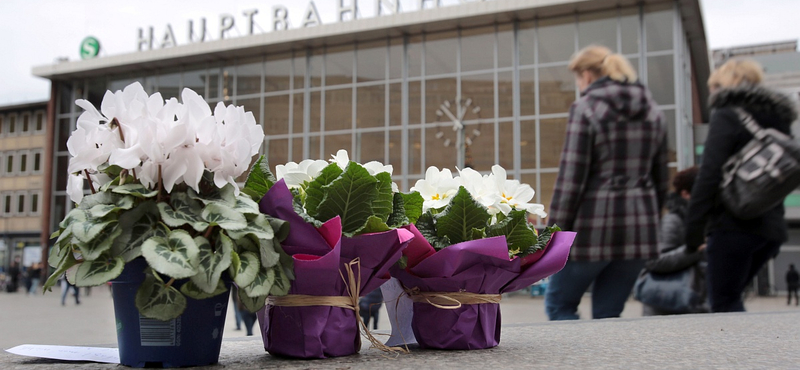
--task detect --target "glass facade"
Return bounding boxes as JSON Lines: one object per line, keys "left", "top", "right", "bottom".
{"left": 52, "top": 3, "right": 692, "bottom": 229}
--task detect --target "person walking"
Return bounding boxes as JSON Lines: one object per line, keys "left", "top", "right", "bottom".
{"left": 60, "top": 275, "right": 80, "bottom": 306}
{"left": 787, "top": 264, "right": 799, "bottom": 306}
{"left": 27, "top": 262, "right": 42, "bottom": 295}
{"left": 359, "top": 289, "right": 383, "bottom": 330}
{"left": 685, "top": 59, "right": 797, "bottom": 313}
{"left": 638, "top": 167, "right": 708, "bottom": 316}
{"left": 545, "top": 45, "right": 669, "bottom": 320}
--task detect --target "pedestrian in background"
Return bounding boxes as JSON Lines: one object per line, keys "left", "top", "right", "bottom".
{"left": 27, "top": 262, "right": 42, "bottom": 295}
{"left": 637, "top": 167, "right": 708, "bottom": 316}
{"left": 787, "top": 264, "right": 799, "bottom": 306}
{"left": 60, "top": 275, "right": 80, "bottom": 306}
{"left": 359, "top": 288, "right": 383, "bottom": 330}
{"left": 7, "top": 258, "right": 21, "bottom": 293}
{"left": 545, "top": 45, "right": 669, "bottom": 320}
{"left": 685, "top": 59, "right": 797, "bottom": 312}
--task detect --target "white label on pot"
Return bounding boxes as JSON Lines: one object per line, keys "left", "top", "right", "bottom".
{"left": 139, "top": 315, "right": 178, "bottom": 347}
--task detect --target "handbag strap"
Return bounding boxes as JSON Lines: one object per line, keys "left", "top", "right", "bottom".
{"left": 733, "top": 108, "right": 766, "bottom": 139}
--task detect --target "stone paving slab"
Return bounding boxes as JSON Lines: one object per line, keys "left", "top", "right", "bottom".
{"left": 3, "top": 310, "right": 799, "bottom": 369}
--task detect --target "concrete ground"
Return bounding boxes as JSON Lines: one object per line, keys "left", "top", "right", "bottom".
{"left": 0, "top": 285, "right": 797, "bottom": 350}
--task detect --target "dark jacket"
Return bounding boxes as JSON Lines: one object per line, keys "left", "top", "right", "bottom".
{"left": 788, "top": 268, "right": 799, "bottom": 288}
{"left": 549, "top": 77, "right": 669, "bottom": 261}
{"left": 685, "top": 86, "right": 798, "bottom": 250}
{"left": 646, "top": 194, "right": 704, "bottom": 274}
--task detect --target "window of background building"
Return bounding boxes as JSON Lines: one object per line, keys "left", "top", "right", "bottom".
{"left": 30, "top": 192, "right": 39, "bottom": 215}
{"left": 6, "top": 153, "right": 14, "bottom": 175}
{"left": 0, "top": 115, "right": 4, "bottom": 136}
{"left": 32, "top": 150, "right": 42, "bottom": 173}
{"left": 21, "top": 113, "right": 30, "bottom": 133}
{"left": 8, "top": 114, "right": 16, "bottom": 135}
{"left": 34, "top": 111, "right": 45, "bottom": 133}
{"left": 0, "top": 153, "right": 3, "bottom": 175}
{"left": 16, "top": 192, "right": 25, "bottom": 215}
{"left": 19, "top": 151, "right": 28, "bottom": 174}
{"left": 3, "top": 193, "right": 12, "bottom": 215}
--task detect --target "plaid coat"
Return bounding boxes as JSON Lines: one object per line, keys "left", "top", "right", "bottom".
{"left": 548, "top": 77, "right": 668, "bottom": 261}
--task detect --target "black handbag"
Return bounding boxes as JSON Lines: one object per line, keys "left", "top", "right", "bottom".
{"left": 719, "top": 108, "right": 800, "bottom": 219}
{"left": 633, "top": 263, "right": 708, "bottom": 314}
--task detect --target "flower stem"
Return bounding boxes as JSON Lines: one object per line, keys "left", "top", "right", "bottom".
{"left": 157, "top": 165, "right": 163, "bottom": 203}
{"left": 165, "top": 278, "right": 175, "bottom": 288}
{"left": 111, "top": 117, "right": 125, "bottom": 143}
{"left": 84, "top": 169, "right": 96, "bottom": 194}
{"left": 204, "top": 226, "right": 214, "bottom": 240}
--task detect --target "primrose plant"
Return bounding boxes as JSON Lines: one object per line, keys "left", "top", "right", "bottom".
{"left": 46, "top": 82, "right": 292, "bottom": 320}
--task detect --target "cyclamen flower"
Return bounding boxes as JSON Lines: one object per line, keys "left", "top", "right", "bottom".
{"left": 411, "top": 167, "right": 461, "bottom": 212}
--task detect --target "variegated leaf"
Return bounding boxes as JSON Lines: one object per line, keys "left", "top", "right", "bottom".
{"left": 157, "top": 193, "right": 209, "bottom": 232}
{"left": 201, "top": 203, "right": 247, "bottom": 230}
{"left": 268, "top": 264, "right": 290, "bottom": 296}
{"left": 112, "top": 184, "right": 159, "bottom": 198}
{"left": 259, "top": 239, "right": 280, "bottom": 269}
{"left": 87, "top": 196, "right": 135, "bottom": 218}
{"left": 72, "top": 257, "right": 125, "bottom": 287}
{"left": 231, "top": 250, "right": 260, "bottom": 288}
{"left": 233, "top": 195, "right": 261, "bottom": 215}
{"left": 237, "top": 288, "right": 266, "bottom": 313}
{"left": 69, "top": 215, "right": 116, "bottom": 244}
{"left": 59, "top": 208, "right": 87, "bottom": 229}
{"left": 189, "top": 235, "right": 232, "bottom": 294}
{"left": 141, "top": 230, "right": 200, "bottom": 279}
{"left": 135, "top": 268, "right": 187, "bottom": 321}
{"left": 76, "top": 192, "right": 122, "bottom": 210}
{"left": 76, "top": 223, "right": 123, "bottom": 261}
{"left": 110, "top": 201, "right": 161, "bottom": 263}
{"left": 243, "top": 267, "right": 275, "bottom": 297}
{"left": 226, "top": 214, "right": 274, "bottom": 240}
{"left": 180, "top": 279, "right": 229, "bottom": 300}
{"left": 42, "top": 248, "right": 79, "bottom": 292}
{"left": 234, "top": 235, "right": 259, "bottom": 253}
{"left": 188, "top": 183, "right": 236, "bottom": 206}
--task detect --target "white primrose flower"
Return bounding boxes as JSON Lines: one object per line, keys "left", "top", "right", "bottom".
{"left": 330, "top": 149, "right": 350, "bottom": 170}
{"left": 457, "top": 167, "right": 503, "bottom": 213}
{"left": 275, "top": 159, "right": 329, "bottom": 189}
{"left": 363, "top": 161, "right": 399, "bottom": 192}
{"left": 489, "top": 165, "right": 547, "bottom": 218}
{"left": 411, "top": 166, "right": 461, "bottom": 212}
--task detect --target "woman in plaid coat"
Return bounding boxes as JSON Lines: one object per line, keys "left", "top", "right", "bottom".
{"left": 545, "top": 45, "right": 669, "bottom": 320}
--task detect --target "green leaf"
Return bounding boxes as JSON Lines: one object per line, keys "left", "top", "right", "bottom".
{"left": 315, "top": 163, "right": 379, "bottom": 235}
{"left": 76, "top": 192, "right": 122, "bottom": 210}
{"left": 188, "top": 183, "right": 236, "bottom": 206}
{"left": 135, "top": 268, "right": 187, "bottom": 321}
{"left": 373, "top": 171, "right": 394, "bottom": 222}
{"left": 274, "top": 242, "right": 295, "bottom": 281}
{"left": 72, "top": 257, "right": 125, "bottom": 287}
{"left": 269, "top": 264, "right": 291, "bottom": 296}
{"left": 111, "top": 201, "right": 160, "bottom": 263}
{"left": 292, "top": 196, "right": 324, "bottom": 228}
{"left": 157, "top": 192, "right": 209, "bottom": 232}
{"left": 141, "top": 230, "right": 200, "bottom": 279}
{"left": 471, "top": 227, "right": 487, "bottom": 240}
{"left": 268, "top": 216, "right": 290, "bottom": 242}
{"left": 189, "top": 235, "right": 232, "bottom": 294}
{"left": 304, "top": 162, "right": 344, "bottom": 217}
{"left": 243, "top": 267, "right": 276, "bottom": 297}
{"left": 415, "top": 212, "right": 450, "bottom": 250}
{"left": 50, "top": 229, "right": 61, "bottom": 239}
{"left": 400, "top": 192, "right": 424, "bottom": 224}
{"left": 76, "top": 223, "right": 123, "bottom": 261}
{"left": 68, "top": 211, "right": 115, "bottom": 243}
{"left": 526, "top": 225, "right": 562, "bottom": 257}
{"left": 230, "top": 250, "right": 260, "bottom": 288}
{"left": 434, "top": 186, "right": 490, "bottom": 245}
{"left": 258, "top": 238, "right": 280, "bottom": 269}
{"left": 486, "top": 209, "right": 537, "bottom": 257}
{"left": 112, "top": 184, "right": 159, "bottom": 198}
{"left": 43, "top": 248, "right": 79, "bottom": 292}
{"left": 233, "top": 235, "right": 260, "bottom": 253}
{"left": 388, "top": 193, "right": 410, "bottom": 227}
{"left": 201, "top": 203, "right": 247, "bottom": 230}
{"left": 226, "top": 213, "right": 274, "bottom": 240}
{"left": 233, "top": 195, "right": 261, "bottom": 215}
{"left": 237, "top": 288, "right": 266, "bottom": 313}
{"left": 180, "top": 279, "right": 229, "bottom": 300}
{"left": 87, "top": 196, "right": 135, "bottom": 218}
{"left": 242, "top": 156, "right": 277, "bottom": 201}
{"left": 359, "top": 215, "right": 391, "bottom": 234}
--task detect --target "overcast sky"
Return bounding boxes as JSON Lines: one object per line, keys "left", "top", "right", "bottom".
{"left": 0, "top": 0, "right": 797, "bottom": 106}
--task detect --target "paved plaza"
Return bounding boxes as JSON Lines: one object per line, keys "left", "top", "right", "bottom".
{"left": 0, "top": 285, "right": 797, "bottom": 350}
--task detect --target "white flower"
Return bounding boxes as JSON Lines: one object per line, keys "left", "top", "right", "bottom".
{"left": 457, "top": 167, "right": 502, "bottom": 213}
{"left": 411, "top": 166, "right": 461, "bottom": 212}
{"left": 330, "top": 149, "right": 350, "bottom": 170}
{"left": 363, "top": 161, "right": 393, "bottom": 176}
{"left": 67, "top": 174, "right": 85, "bottom": 204}
{"left": 489, "top": 165, "right": 547, "bottom": 218}
{"left": 275, "top": 159, "right": 329, "bottom": 189}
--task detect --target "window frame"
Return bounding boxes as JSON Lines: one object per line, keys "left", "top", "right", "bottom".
{"left": 14, "top": 190, "right": 26, "bottom": 215}
{"left": 28, "top": 190, "right": 41, "bottom": 216}
{"left": 6, "top": 113, "right": 18, "bottom": 136}
{"left": 20, "top": 112, "right": 31, "bottom": 134}
{"left": 33, "top": 110, "right": 46, "bottom": 134}
{"left": 4, "top": 151, "right": 15, "bottom": 176}
{"left": 31, "top": 149, "right": 43, "bottom": 174}
{"left": 0, "top": 114, "right": 5, "bottom": 137}
{"left": 17, "top": 149, "right": 30, "bottom": 175}
{"left": 2, "top": 191, "right": 14, "bottom": 216}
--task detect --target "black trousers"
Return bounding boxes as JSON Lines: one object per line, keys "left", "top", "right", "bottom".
{"left": 706, "top": 230, "right": 781, "bottom": 312}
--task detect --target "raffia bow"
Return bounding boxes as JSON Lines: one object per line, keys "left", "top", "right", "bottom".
{"left": 403, "top": 286, "right": 502, "bottom": 309}
{"left": 267, "top": 258, "right": 408, "bottom": 355}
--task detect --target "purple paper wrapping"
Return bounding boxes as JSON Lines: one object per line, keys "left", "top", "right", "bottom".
{"left": 256, "top": 180, "right": 412, "bottom": 358}
{"left": 390, "top": 225, "right": 575, "bottom": 350}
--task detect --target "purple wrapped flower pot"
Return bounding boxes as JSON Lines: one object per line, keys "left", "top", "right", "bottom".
{"left": 389, "top": 224, "right": 575, "bottom": 350}
{"left": 256, "top": 180, "right": 412, "bottom": 358}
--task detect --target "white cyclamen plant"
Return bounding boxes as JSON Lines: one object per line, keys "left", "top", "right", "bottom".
{"left": 45, "top": 82, "right": 293, "bottom": 320}
{"left": 410, "top": 165, "right": 558, "bottom": 258}
{"left": 243, "top": 149, "right": 419, "bottom": 236}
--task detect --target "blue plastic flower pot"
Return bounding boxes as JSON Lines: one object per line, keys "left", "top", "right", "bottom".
{"left": 111, "top": 258, "right": 230, "bottom": 368}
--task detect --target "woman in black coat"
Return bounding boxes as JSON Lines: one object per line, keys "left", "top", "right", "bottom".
{"left": 685, "top": 59, "right": 798, "bottom": 312}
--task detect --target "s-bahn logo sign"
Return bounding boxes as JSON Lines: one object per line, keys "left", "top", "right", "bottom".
{"left": 136, "top": 0, "right": 491, "bottom": 51}
{"left": 80, "top": 36, "right": 101, "bottom": 59}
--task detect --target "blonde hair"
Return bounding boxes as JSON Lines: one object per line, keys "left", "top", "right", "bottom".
{"left": 568, "top": 45, "right": 638, "bottom": 83}
{"left": 708, "top": 59, "right": 764, "bottom": 90}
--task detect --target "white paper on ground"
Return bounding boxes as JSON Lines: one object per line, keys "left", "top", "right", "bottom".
{"left": 5, "top": 344, "right": 120, "bottom": 364}
{"left": 380, "top": 277, "right": 417, "bottom": 347}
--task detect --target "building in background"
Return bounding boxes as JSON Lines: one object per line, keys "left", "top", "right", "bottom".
{"left": 32, "top": 0, "right": 710, "bottom": 267}
{"left": 713, "top": 40, "right": 800, "bottom": 295}
{"left": 0, "top": 101, "right": 48, "bottom": 271}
